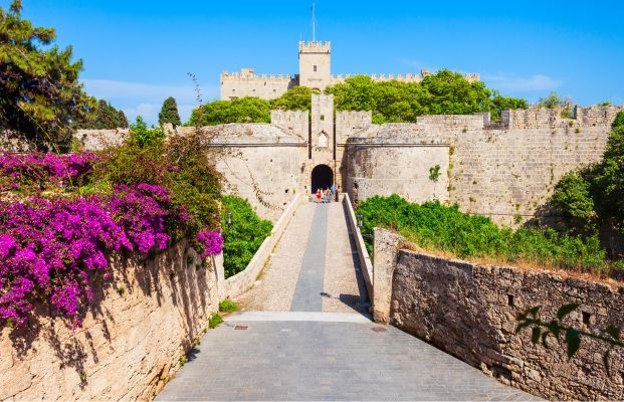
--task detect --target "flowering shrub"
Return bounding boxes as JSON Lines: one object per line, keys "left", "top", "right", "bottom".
{"left": 0, "top": 197, "right": 130, "bottom": 327}
{"left": 196, "top": 230, "right": 224, "bottom": 259}
{"left": 0, "top": 151, "right": 99, "bottom": 191}
{"left": 0, "top": 131, "right": 224, "bottom": 329}
{"left": 107, "top": 183, "right": 171, "bottom": 254}
{"left": 0, "top": 182, "right": 191, "bottom": 328}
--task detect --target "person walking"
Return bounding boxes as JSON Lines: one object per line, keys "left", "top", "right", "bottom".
{"left": 316, "top": 188, "right": 322, "bottom": 202}
{"left": 330, "top": 183, "right": 336, "bottom": 202}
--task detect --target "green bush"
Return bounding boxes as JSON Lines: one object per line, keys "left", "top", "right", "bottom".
{"left": 219, "top": 299, "right": 238, "bottom": 313}
{"left": 91, "top": 118, "right": 223, "bottom": 240}
{"left": 221, "top": 196, "right": 273, "bottom": 277}
{"left": 356, "top": 194, "right": 606, "bottom": 272}
{"left": 548, "top": 111, "right": 624, "bottom": 235}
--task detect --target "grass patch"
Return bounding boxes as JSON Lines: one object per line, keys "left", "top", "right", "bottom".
{"left": 208, "top": 313, "right": 223, "bottom": 329}
{"left": 219, "top": 299, "right": 238, "bottom": 313}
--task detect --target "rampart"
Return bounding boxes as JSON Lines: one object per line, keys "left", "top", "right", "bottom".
{"left": 343, "top": 105, "right": 622, "bottom": 226}
{"left": 372, "top": 228, "right": 624, "bottom": 400}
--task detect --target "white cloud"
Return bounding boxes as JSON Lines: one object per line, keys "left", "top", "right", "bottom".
{"left": 81, "top": 79, "right": 219, "bottom": 125}
{"left": 482, "top": 74, "right": 562, "bottom": 92}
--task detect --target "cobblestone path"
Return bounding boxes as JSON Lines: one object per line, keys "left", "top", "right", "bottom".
{"left": 157, "top": 202, "right": 538, "bottom": 401}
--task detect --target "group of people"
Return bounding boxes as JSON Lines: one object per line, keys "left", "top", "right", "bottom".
{"left": 315, "top": 184, "right": 336, "bottom": 203}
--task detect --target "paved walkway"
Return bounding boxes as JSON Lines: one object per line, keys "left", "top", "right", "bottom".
{"left": 157, "top": 202, "right": 538, "bottom": 401}
{"left": 236, "top": 202, "right": 368, "bottom": 314}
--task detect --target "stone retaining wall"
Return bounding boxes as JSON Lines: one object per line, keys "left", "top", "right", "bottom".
{"left": 0, "top": 240, "right": 220, "bottom": 401}
{"left": 373, "top": 228, "right": 624, "bottom": 400}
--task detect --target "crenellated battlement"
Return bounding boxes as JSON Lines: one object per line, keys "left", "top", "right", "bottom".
{"left": 221, "top": 69, "right": 293, "bottom": 82}
{"left": 271, "top": 109, "right": 309, "bottom": 139}
{"left": 331, "top": 71, "right": 479, "bottom": 85}
{"left": 299, "top": 41, "right": 331, "bottom": 53}
{"left": 499, "top": 105, "right": 624, "bottom": 130}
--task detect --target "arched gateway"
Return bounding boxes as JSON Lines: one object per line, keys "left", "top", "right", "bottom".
{"left": 311, "top": 164, "right": 333, "bottom": 193}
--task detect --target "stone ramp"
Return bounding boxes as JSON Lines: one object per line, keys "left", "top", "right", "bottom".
{"left": 156, "top": 313, "right": 537, "bottom": 401}
{"left": 157, "top": 202, "right": 539, "bottom": 401}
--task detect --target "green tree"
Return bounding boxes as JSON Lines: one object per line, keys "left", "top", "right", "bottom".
{"left": 0, "top": 1, "right": 91, "bottom": 151}
{"left": 548, "top": 112, "right": 624, "bottom": 234}
{"left": 128, "top": 116, "right": 164, "bottom": 148}
{"left": 189, "top": 97, "right": 272, "bottom": 126}
{"left": 158, "top": 96, "right": 181, "bottom": 127}
{"left": 537, "top": 92, "right": 565, "bottom": 109}
{"left": 549, "top": 171, "right": 596, "bottom": 234}
{"left": 271, "top": 86, "right": 312, "bottom": 111}
{"left": 75, "top": 98, "right": 128, "bottom": 129}
{"left": 325, "top": 71, "right": 527, "bottom": 124}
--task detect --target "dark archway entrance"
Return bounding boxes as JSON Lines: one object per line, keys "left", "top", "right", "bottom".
{"left": 311, "top": 164, "right": 333, "bottom": 193}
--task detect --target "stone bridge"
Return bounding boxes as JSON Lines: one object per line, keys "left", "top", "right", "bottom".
{"left": 157, "top": 199, "right": 537, "bottom": 401}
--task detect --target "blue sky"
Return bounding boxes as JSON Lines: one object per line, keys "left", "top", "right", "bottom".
{"left": 6, "top": 0, "right": 624, "bottom": 125}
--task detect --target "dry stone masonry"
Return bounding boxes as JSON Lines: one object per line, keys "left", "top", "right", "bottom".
{"left": 372, "top": 228, "right": 624, "bottom": 401}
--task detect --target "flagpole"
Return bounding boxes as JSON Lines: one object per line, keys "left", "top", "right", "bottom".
{"left": 312, "top": 1, "right": 316, "bottom": 42}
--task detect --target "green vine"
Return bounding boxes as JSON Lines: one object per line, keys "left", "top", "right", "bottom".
{"left": 517, "top": 304, "right": 623, "bottom": 373}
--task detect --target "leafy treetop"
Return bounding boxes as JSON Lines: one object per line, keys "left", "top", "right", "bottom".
{"left": 75, "top": 98, "right": 128, "bottom": 129}
{"left": 0, "top": 0, "right": 91, "bottom": 151}
{"left": 325, "top": 71, "right": 528, "bottom": 123}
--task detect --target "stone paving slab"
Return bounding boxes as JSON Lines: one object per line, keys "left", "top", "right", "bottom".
{"left": 156, "top": 320, "right": 539, "bottom": 401}
{"left": 235, "top": 203, "right": 315, "bottom": 311}
{"left": 322, "top": 202, "right": 369, "bottom": 314}
{"left": 290, "top": 204, "right": 328, "bottom": 311}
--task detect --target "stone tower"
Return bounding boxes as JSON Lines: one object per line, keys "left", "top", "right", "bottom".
{"left": 298, "top": 41, "right": 331, "bottom": 91}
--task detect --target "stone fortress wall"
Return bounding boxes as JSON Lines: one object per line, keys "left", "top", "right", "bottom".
{"left": 220, "top": 68, "right": 297, "bottom": 100}
{"left": 342, "top": 104, "right": 623, "bottom": 226}
{"left": 74, "top": 101, "right": 622, "bottom": 227}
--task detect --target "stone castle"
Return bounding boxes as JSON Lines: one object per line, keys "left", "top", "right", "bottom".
{"left": 220, "top": 41, "right": 479, "bottom": 100}
{"left": 77, "top": 40, "right": 623, "bottom": 229}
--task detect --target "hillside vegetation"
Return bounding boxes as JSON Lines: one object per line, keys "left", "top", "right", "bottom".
{"left": 357, "top": 195, "right": 608, "bottom": 273}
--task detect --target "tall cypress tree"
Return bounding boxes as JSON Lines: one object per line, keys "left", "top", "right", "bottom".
{"left": 158, "top": 97, "right": 182, "bottom": 127}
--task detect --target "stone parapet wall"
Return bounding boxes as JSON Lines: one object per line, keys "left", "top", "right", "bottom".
{"left": 503, "top": 105, "right": 623, "bottom": 130}
{"left": 75, "top": 128, "right": 128, "bottom": 151}
{"left": 344, "top": 143, "right": 450, "bottom": 205}
{"left": 373, "top": 228, "right": 624, "bottom": 400}
{"left": 220, "top": 68, "right": 296, "bottom": 100}
{"left": 221, "top": 194, "right": 303, "bottom": 299}
{"left": 271, "top": 110, "right": 309, "bottom": 140}
{"left": 342, "top": 194, "right": 373, "bottom": 298}
{"left": 0, "top": 240, "right": 220, "bottom": 401}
